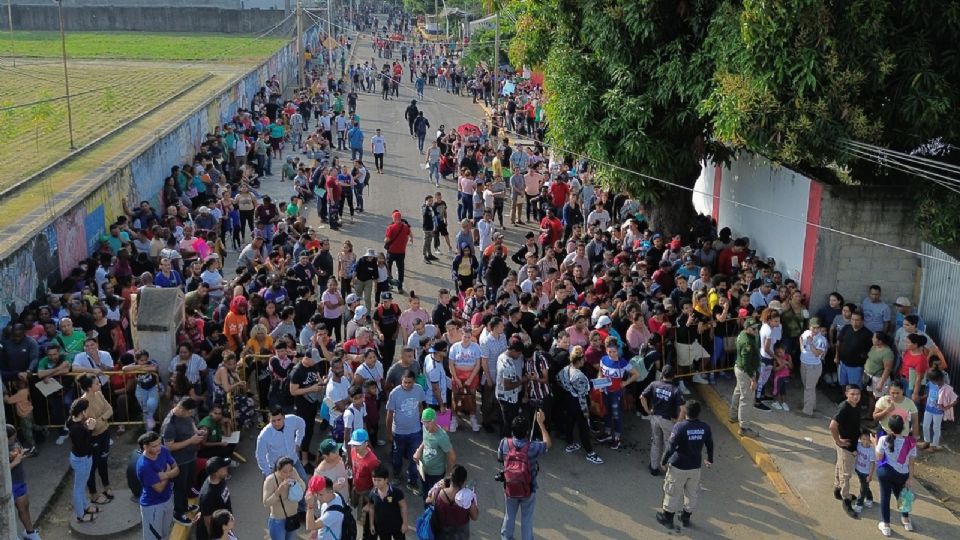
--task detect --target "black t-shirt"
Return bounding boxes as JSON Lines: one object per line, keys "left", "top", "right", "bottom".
{"left": 369, "top": 484, "right": 405, "bottom": 533}
{"left": 289, "top": 362, "right": 321, "bottom": 403}
{"left": 374, "top": 304, "right": 401, "bottom": 337}
{"left": 68, "top": 419, "right": 94, "bottom": 457}
{"left": 642, "top": 380, "right": 684, "bottom": 420}
{"left": 837, "top": 326, "right": 873, "bottom": 368}
{"left": 712, "top": 305, "right": 740, "bottom": 337}
{"left": 519, "top": 311, "right": 537, "bottom": 337}
{"left": 422, "top": 204, "right": 436, "bottom": 231}
{"left": 355, "top": 256, "right": 378, "bottom": 282}
{"left": 531, "top": 325, "right": 552, "bottom": 353}
{"left": 432, "top": 303, "right": 453, "bottom": 329}
{"left": 197, "top": 478, "right": 232, "bottom": 540}
{"left": 833, "top": 401, "right": 861, "bottom": 454}
{"left": 675, "top": 312, "right": 709, "bottom": 344}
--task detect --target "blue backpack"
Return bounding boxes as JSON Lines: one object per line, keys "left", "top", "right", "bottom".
{"left": 415, "top": 505, "right": 436, "bottom": 540}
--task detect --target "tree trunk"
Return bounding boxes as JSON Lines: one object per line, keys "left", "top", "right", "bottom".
{"left": 645, "top": 169, "right": 701, "bottom": 241}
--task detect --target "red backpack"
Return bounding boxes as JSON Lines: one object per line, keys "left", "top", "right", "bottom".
{"left": 503, "top": 439, "right": 533, "bottom": 499}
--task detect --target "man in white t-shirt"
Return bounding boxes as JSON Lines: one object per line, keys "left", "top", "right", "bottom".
{"left": 305, "top": 476, "right": 346, "bottom": 540}
{"left": 71, "top": 338, "right": 115, "bottom": 386}
{"left": 371, "top": 129, "right": 387, "bottom": 174}
{"left": 324, "top": 357, "right": 351, "bottom": 428}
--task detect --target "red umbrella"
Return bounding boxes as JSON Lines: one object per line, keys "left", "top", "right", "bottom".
{"left": 457, "top": 123, "right": 481, "bottom": 138}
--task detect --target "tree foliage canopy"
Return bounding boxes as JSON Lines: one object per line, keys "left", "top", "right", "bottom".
{"left": 508, "top": 0, "right": 960, "bottom": 244}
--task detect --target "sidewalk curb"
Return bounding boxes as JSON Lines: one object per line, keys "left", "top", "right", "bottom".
{"left": 696, "top": 382, "right": 806, "bottom": 512}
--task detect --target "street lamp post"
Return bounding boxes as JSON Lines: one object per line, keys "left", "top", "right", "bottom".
{"left": 55, "top": 0, "right": 75, "bottom": 150}
{"left": 5, "top": 0, "right": 14, "bottom": 67}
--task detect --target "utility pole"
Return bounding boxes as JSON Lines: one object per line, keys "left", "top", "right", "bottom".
{"left": 326, "top": 0, "right": 334, "bottom": 71}
{"left": 55, "top": 0, "right": 75, "bottom": 150}
{"left": 493, "top": 9, "right": 500, "bottom": 109}
{"left": 6, "top": 0, "right": 14, "bottom": 67}
{"left": 296, "top": 0, "right": 304, "bottom": 89}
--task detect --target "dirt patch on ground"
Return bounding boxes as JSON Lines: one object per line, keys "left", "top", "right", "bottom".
{"left": 913, "top": 424, "right": 960, "bottom": 518}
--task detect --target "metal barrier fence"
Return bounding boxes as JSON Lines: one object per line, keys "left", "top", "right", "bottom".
{"left": 15, "top": 370, "right": 161, "bottom": 430}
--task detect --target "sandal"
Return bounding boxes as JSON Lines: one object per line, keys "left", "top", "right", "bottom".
{"left": 76, "top": 514, "right": 96, "bottom": 523}
{"left": 85, "top": 506, "right": 101, "bottom": 514}
{"left": 102, "top": 490, "right": 115, "bottom": 501}
{"left": 90, "top": 495, "right": 109, "bottom": 505}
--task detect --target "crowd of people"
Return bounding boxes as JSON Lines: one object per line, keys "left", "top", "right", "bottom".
{"left": 3, "top": 4, "right": 958, "bottom": 540}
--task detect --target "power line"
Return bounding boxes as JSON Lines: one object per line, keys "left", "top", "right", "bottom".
{"left": 841, "top": 139, "right": 960, "bottom": 179}
{"left": 838, "top": 145, "right": 960, "bottom": 195}
{"left": 304, "top": 10, "right": 512, "bottom": 48}
{"left": 370, "top": 58, "right": 960, "bottom": 267}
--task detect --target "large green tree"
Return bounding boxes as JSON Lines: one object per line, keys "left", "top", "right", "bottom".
{"left": 512, "top": 0, "right": 960, "bottom": 245}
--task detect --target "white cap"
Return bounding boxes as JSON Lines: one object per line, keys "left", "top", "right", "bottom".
{"left": 595, "top": 315, "right": 612, "bottom": 329}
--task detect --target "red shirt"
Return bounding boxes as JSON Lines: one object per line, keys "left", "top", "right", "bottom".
{"left": 540, "top": 216, "right": 563, "bottom": 245}
{"left": 549, "top": 181, "right": 569, "bottom": 208}
{"left": 350, "top": 448, "right": 381, "bottom": 492}
{"left": 325, "top": 175, "right": 342, "bottom": 201}
{"left": 384, "top": 221, "right": 411, "bottom": 254}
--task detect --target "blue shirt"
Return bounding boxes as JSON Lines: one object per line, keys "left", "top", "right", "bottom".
{"left": 497, "top": 438, "right": 547, "bottom": 491}
{"left": 137, "top": 446, "right": 176, "bottom": 506}
{"left": 348, "top": 127, "right": 364, "bottom": 149}
{"left": 154, "top": 270, "right": 183, "bottom": 289}
{"left": 926, "top": 382, "right": 943, "bottom": 415}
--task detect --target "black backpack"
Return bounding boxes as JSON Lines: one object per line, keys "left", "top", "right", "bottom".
{"left": 326, "top": 495, "right": 357, "bottom": 540}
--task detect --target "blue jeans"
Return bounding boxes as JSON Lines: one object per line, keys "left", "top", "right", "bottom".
{"left": 391, "top": 431, "right": 422, "bottom": 485}
{"left": 877, "top": 465, "right": 909, "bottom": 524}
{"left": 417, "top": 133, "right": 427, "bottom": 152}
{"left": 135, "top": 386, "right": 159, "bottom": 425}
{"left": 354, "top": 184, "right": 365, "bottom": 212}
{"left": 351, "top": 147, "right": 363, "bottom": 161}
{"left": 428, "top": 161, "right": 439, "bottom": 184}
{"left": 459, "top": 192, "right": 474, "bottom": 221}
{"left": 604, "top": 391, "right": 623, "bottom": 436}
{"left": 501, "top": 491, "right": 537, "bottom": 540}
{"left": 838, "top": 363, "right": 864, "bottom": 389}
{"left": 267, "top": 517, "right": 297, "bottom": 540}
{"left": 70, "top": 453, "right": 92, "bottom": 518}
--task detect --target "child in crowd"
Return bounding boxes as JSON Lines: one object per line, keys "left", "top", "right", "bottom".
{"left": 3, "top": 379, "right": 37, "bottom": 456}
{"left": 853, "top": 428, "right": 876, "bottom": 513}
{"left": 771, "top": 343, "right": 792, "bottom": 412}
{"left": 920, "top": 368, "right": 955, "bottom": 451}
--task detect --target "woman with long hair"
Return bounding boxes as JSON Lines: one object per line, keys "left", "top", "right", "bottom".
{"left": 875, "top": 415, "right": 917, "bottom": 535}
{"left": 213, "top": 351, "right": 257, "bottom": 430}
{"left": 78, "top": 374, "right": 114, "bottom": 505}
{"left": 451, "top": 244, "right": 479, "bottom": 293}
{"left": 263, "top": 457, "right": 306, "bottom": 540}
{"left": 425, "top": 465, "right": 479, "bottom": 539}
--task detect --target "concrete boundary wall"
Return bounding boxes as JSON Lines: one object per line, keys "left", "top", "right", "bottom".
{"left": 0, "top": 25, "right": 319, "bottom": 328}
{"left": 1, "top": 5, "right": 287, "bottom": 34}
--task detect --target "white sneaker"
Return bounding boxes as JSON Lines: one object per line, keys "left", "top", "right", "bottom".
{"left": 853, "top": 503, "right": 863, "bottom": 513}
{"left": 864, "top": 499, "right": 874, "bottom": 508}
{"left": 469, "top": 415, "right": 480, "bottom": 432}
{"left": 690, "top": 374, "right": 709, "bottom": 384}
{"left": 901, "top": 518, "right": 914, "bottom": 532}
{"left": 55, "top": 434, "right": 67, "bottom": 446}
{"left": 22, "top": 530, "right": 42, "bottom": 540}
{"left": 228, "top": 459, "right": 240, "bottom": 469}
{"left": 449, "top": 417, "right": 458, "bottom": 433}
{"left": 878, "top": 522, "right": 892, "bottom": 537}
{"left": 781, "top": 403, "right": 790, "bottom": 412}
{"left": 679, "top": 381, "right": 691, "bottom": 395}
{"left": 770, "top": 402, "right": 783, "bottom": 411}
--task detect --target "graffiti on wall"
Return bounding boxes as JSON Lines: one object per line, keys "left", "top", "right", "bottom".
{"left": 56, "top": 205, "right": 87, "bottom": 279}
{"left": 0, "top": 227, "right": 59, "bottom": 328}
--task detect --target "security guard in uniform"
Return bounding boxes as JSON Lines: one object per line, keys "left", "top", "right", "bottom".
{"left": 640, "top": 364, "right": 685, "bottom": 476}
{"left": 656, "top": 399, "right": 714, "bottom": 529}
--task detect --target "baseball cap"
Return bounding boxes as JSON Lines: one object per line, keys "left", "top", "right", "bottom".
{"left": 346, "top": 293, "right": 360, "bottom": 305}
{"left": 894, "top": 297, "right": 912, "bottom": 307}
{"left": 421, "top": 408, "right": 437, "bottom": 422}
{"left": 348, "top": 428, "right": 370, "bottom": 446}
{"left": 353, "top": 305, "right": 369, "bottom": 321}
{"left": 767, "top": 300, "right": 783, "bottom": 312}
{"left": 319, "top": 438, "right": 339, "bottom": 456}
{"left": 380, "top": 291, "right": 393, "bottom": 301}
{"left": 762, "top": 278, "right": 774, "bottom": 287}
{"left": 683, "top": 255, "right": 695, "bottom": 264}
{"left": 205, "top": 456, "right": 231, "bottom": 476}
{"left": 595, "top": 315, "right": 612, "bottom": 329}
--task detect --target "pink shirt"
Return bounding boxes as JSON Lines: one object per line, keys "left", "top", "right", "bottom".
{"left": 459, "top": 176, "right": 476, "bottom": 195}
{"left": 321, "top": 290, "right": 343, "bottom": 318}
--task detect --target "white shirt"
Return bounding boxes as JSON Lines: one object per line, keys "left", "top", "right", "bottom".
{"left": 320, "top": 115, "right": 331, "bottom": 131}
{"left": 317, "top": 493, "right": 346, "bottom": 540}
{"left": 371, "top": 135, "right": 386, "bottom": 154}
{"left": 255, "top": 414, "right": 306, "bottom": 476}
{"left": 324, "top": 375, "right": 351, "bottom": 420}
{"left": 586, "top": 209, "right": 610, "bottom": 230}
{"left": 477, "top": 220, "right": 494, "bottom": 252}
{"left": 799, "top": 330, "right": 828, "bottom": 365}
{"left": 423, "top": 353, "right": 448, "bottom": 406}
{"left": 169, "top": 353, "right": 208, "bottom": 384}
{"left": 72, "top": 350, "right": 115, "bottom": 385}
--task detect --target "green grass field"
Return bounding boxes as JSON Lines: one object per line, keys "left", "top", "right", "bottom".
{"left": 2, "top": 31, "right": 289, "bottom": 62}
{"left": 0, "top": 63, "right": 209, "bottom": 191}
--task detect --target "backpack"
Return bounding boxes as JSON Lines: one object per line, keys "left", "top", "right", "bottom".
{"left": 502, "top": 439, "right": 533, "bottom": 499}
{"left": 415, "top": 505, "right": 436, "bottom": 540}
{"left": 326, "top": 497, "right": 357, "bottom": 540}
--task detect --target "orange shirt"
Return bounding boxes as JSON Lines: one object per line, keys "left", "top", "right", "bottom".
{"left": 223, "top": 311, "right": 248, "bottom": 351}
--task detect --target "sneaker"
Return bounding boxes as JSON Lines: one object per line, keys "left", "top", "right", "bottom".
{"left": 228, "top": 459, "right": 240, "bottom": 469}
{"left": 834, "top": 488, "right": 842, "bottom": 501}
{"left": 22, "top": 446, "right": 38, "bottom": 458}
{"left": 585, "top": 452, "right": 603, "bottom": 465}
{"left": 650, "top": 467, "right": 661, "bottom": 476}
{"left": 655, "top": 511, "right": 675, "bottom": 529}
{"left": 781, "top": 403, "right": 790, "bottom": 412}
{"left": 146, "top": 419, "right": 156, "bottom": 431}
{"left": 609, "top": 438, "right": 621, "bottom": 450}
{"left": 679, "top": 381, "right": 691, "bottom": 395}
{"left": 770, "top": 402, "right": 783, "bottom": 411}
{"left": 853, "top": 503, "right": 863, "bottom": 513}
{"left": 864, "top": 498, "right": 874, "bottom": 508}
{"left": 878, "top": 522, "right": 892, "bottom": 537}
{"left": 842, "top": 499, "right": 859, "bottom": 519}
{"left": 187, "top": 504, "right": 199, "bottom": 514}
{"left": 22, "top": 529, "right": 42, "bottom": 540}
{"left": 565, "top": 443, "right": 582, "bottom": 453}
{"left": 739, "top": 427, "right": 760, "bottom": 439}
{"left": 449, "top": 417, "right": 458, "bottom": 433}
{"left": 754, "top": 402, "right": 772, "bottom": 411}
{"left": 56, "top": 434, "right": 67, "bottom": 446}
{"left": 174, "top": 514, "right": 192, "bottom": 526}
{"left": 690, "top": 374, "right": 709, "bottom": 384}
{"left": 596, "top": 433, "right": 613, "bottom": 444}
{"left": 469, "top": 415, "right": 480, "bottom": 432}
{"left": 901, "top": 517, "right": 914, "bottom": 532}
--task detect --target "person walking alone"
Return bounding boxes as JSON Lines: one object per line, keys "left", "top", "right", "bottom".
{"left": 498, "top": 411, "right": 552, "bottom": 540}
{"left": 371, "top": 129, "right": 387, "bottom": 174}
{"left": 655, "top": 400, "right": 714, "bottom": 530}
{"left": 730, "top": 319, "right": 761, "bottom": 438}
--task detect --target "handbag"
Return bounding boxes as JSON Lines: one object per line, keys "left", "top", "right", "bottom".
{"left": 589, "top": 388, "right": 606, "bottom": 418}
{"left": 275, "top": 477, "right": 301, "bottom": 532}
